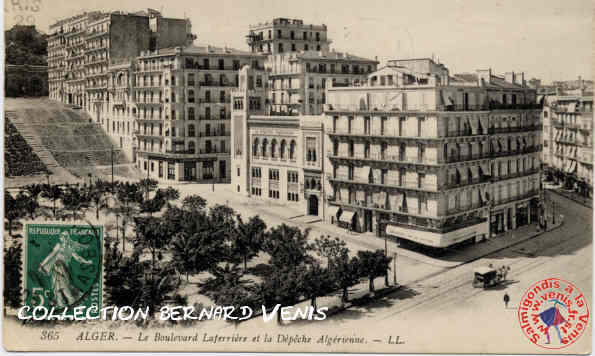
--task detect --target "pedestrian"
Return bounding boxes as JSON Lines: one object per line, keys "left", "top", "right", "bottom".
{"left": 503, "top": 293, "right": 510, "bottom": 309}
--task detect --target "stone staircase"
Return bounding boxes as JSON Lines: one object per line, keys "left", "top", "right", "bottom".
{"left": 5, "top": 110, "right": 59, "bottom": 170}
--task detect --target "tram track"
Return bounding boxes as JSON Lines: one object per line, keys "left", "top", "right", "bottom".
{"left": 377, "top": 222, "right": 589, "bottom": 320}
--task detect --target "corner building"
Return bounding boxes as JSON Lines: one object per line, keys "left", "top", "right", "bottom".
{"left": 131, "top": 46, "right": 265, "bottom": 182}
{"left": 543, "top": 93, "right": 593, "bottom": 197}
{"left": 323, "top": 59, "right": 543, "bottom": 248}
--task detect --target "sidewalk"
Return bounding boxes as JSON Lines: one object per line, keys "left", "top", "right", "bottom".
{"left": 548, "top": 187, "right": 592, "bottom": 209}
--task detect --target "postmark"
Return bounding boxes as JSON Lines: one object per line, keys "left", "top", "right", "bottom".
{"left": 24, "top": 224, "right": 103, "bottom": 318}
{"left": 517, "top": 278, "right": 589, "bottom": 349}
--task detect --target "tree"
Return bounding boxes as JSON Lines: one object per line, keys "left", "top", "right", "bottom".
{"left": 334, "top": 254, "right": 361, "bottom": 303}
{"left": 262, "top": 224, "right": 313, "bottom": 269}
{"left": 140, "top": 194, "right": 165, "bottom": 216}
{"left": 60, "top": 186, "right": 88, "bottom": 220}
{"left": 89, "top": 180, "right": 110, "bottom": 220}
{"left": 182, "top": 195, "right": 207, "bottom": 213}
{"left": 159, "top": 187, "right": 180, "bottom": 208}
{"left": 357, "top": 250, "right": 392, "bottom": 293}
{"left": 41, "top": 184, "right": 62, "bottom": 218}
{"left": 137, "top": 178, "right": 158, "bottom": 201}
{"left": 19, "top": 191, "right": 39, "bottom": 220}
{"left": 313, "top": 235, "right": 348, "bottom": 270}
{"left": 260, "top": 266, "right": 304, "bottom": 324}
{"left": 4, "top": 191, "right": 24, "bottom": 236}
{"left": 299, "top": 262, "right": 334, "bottom": 310}
{"left": 3, "top": 242, "right": 23, "bottom": 314}
{"left": 233, "top": 215, "right": 266, "bottom": 271}
{"left": 132, "top": 216, "right": 181, "bottom": 314}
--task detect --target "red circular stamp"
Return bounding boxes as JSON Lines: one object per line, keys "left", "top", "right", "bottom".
{"left": 517, "top": 278, "right": 590, "bottom": 349}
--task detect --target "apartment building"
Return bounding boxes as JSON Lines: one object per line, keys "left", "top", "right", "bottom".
{"left": 48, "top": 9, "right": 193, "bottom": 118}
{"left": 544, "top": 93, "right": 593, "bottom": 197}
{"left": 130, "top": 45, "right": 266, "bottom": 182}
{"left": 265, "top": 50, "right": 379, "bottom": 115}
{"left": 247, "top": 18, "right": 378, "bottom": 116}
{"left": 247, "top": 18, "right": 331, "bottom": 55}
{"left": 231, "top": 66, "right": 326, "bottom": 217}
{"left": 323, "top": 59, "right": 542, "bottom": 248}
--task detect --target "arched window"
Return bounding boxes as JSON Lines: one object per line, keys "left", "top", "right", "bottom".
{"left": 280, "top": 140, "right": 286, "bottom": 159}
{"left": 188, "top": 141, "right": 196, "bottom": 153}
{"left": 271, "top": 139, "right": 277, "bottom": 158}
{"left": 253, "top": 138, "right": 259, "bottom": 156}
{"left": 262, "top": 138, "right": 268, "bottom": 157}
{"left": 188, "top": 89, "right": 195, "bottom": 103}
{"left": 188, "top": 124, "right": 195, "bottom": 137}
{"left": 289, "top": 140, "right": 296, "bottom": 160}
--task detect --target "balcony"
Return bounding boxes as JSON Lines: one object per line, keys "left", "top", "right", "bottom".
{"left": 199, "top": 148, "right": 229, "bottom": 155}
{"left": 327, "top": 152, "right": 439, "bottom": 167}
{"left": 487, "top": 125, "right": 543, "bottom": 134}
{"left": 490, "top": 168, "right": 540, "bottom": 182}
{"left": 328, "top": 176, "right": 439, "bottom": 194}
{"left": 492, "top": 189, "right": 539, "bottom": 207}
{"left": 198, "top": 130, "right": 231, "bottom": 137}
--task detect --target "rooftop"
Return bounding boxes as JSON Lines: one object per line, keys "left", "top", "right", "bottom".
{"left": 139, "top": 45, "right": 263, "bottom": 58}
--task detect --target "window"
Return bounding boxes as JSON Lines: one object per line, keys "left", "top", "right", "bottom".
{"left": 289, "top": 140, "right": 296, "bottom": 160}
{"left": 188, "top": 124, "right": 195, "bottom": 137}
{"left": 269, "top": 168, "right": 279, "bottom": 180}
{"left": 269, "top": 190, "right": 280, "bottom": 199}
{"left": 251, "top": 187, "right": 262, "bottom": 196}
{"left": 253, "top": 138, "right": 259, "bottom": 156}
{"left": 188, "top": 107, "right": 195, "bottom": 120}
{"left": 251, "top": 167, "right": 261, "bottom": 177}
{"left": 418, "top": 116, "right": 425, "bottom": 137}
{"left": 418, "top": 173, "right": 425, "bottom": 189}
{"left": 288, "top": 192, "right": 299, "bottom": 201}
{"left": 288, "top": 171, "right": 299, "bottom": 183}
{"left": 218, "top": 59, "right": 224, "bottom": 70}
{"left": 188, "top": 89, "right": 195, "bottom": 103}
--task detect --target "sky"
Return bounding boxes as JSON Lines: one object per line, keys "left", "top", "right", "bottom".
{"left": 3, "top": 0, "right": 592, "bottom": 83}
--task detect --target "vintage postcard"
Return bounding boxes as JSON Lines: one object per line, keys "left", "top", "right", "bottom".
{"left": 2, "top": 0, "right": 593, "bottom": 353}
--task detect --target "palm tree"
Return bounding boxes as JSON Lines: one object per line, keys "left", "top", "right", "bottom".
{"left": 41, "top": 184, "right": 62, "bottom": 219}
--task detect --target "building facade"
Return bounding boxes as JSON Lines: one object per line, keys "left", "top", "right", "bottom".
{"left": 130, "top": 46, "right": 265, "bottom": 182}
{"left": 247, "top": 18, "right": 331, "bottom": 55}
{"left": 48, "top": 9, "right": 193, "bottom": 117}
{"left": 323, "top": 59, "right": 543, "bottom": 248}
{"left": 248, "top": 18, "right": 378, "bottom": 116}
{"left": 543, "top": 93, "right": 593, "bottom": 197}
{"left": 231, "top": 66, "right": 326, "bottom": 218}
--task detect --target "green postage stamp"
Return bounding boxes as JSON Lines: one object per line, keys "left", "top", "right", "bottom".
{"left": 24, "top": 224, "right": 103, "bottom": 317}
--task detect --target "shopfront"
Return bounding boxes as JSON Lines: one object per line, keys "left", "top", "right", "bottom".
{"left": 385, "top": 221, "right": 488, "bottom": 249}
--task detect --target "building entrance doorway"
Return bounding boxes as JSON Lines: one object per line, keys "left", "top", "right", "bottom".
{"left": 184, "top": 162, "right": 196, "bottom": 181}
{"left": 364, "top": 210, "right": 373, "bottom": 232}
{"left": 308, "top": 195, "right": 318, "bottom": 216}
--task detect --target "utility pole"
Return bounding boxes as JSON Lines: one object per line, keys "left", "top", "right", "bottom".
{"left": 111, "top": 146, "right": 114, "bottom": 192}
{"left": 393, "top": 252, "right": 397, "bottom": 285}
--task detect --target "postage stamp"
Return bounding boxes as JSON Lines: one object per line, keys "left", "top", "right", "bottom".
{"left": 517, "top": 277, "right": 590, "bottom": 349}
{"left": 24, "top": 224, "right": 103, "bottom": 318}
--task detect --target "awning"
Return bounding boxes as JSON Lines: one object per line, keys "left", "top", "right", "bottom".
{"left": 499, "top": 139, "right": 507, "bottom": 152}
{"left": 328, "top": 206, "right": 340, "bottom": 218}
{"left": 570, "top": 161, "right": 577, "bottom": 173}
{"left": 470, "top": 117, "right": 479, "bottom": 135}
{"left": 339, "top": 210, "right": 356, "bottom": 223}
{"left": 471, "top": 166, "right": 480, "bottom": 180}
{"left": 568, "top": 102, "right": 576, "bottom": 113}
{"left": 480, "top": 162, "right": 491, "bottom": 176}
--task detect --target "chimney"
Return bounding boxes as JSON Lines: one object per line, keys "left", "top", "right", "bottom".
{"left": 505, "top": 72, "right": 515, "bottom": 84}
{"left": 476, "top": 69, "right": 492, "bottom": 86}
{"left": 513, "top": 72, "right": 524, "bottom": 86}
